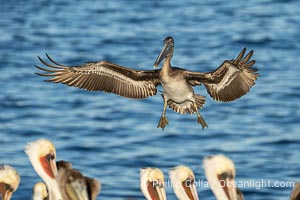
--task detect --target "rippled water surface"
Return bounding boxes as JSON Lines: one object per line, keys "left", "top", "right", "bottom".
{"left": 1, "top": 0, "right": 300, "bottom": 199}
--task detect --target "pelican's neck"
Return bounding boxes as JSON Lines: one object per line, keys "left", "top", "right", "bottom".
{"left": 161, "top": 56, "right": 172, "bottom": 74}
{"left": 47, "top": 179, "right": 63, "bottom": 200}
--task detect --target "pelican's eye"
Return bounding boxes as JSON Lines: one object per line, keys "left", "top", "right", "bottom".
{"left": 153, "top": 180, "right": 163, "bottom": 188}
{"left": 46, "top": 153, "right": 55, "bottom": 161}
{"left": 185, "top": 178, "right": 194, "bottom": 187}
{"left": 5, "top": 184, "right": 14, "bottom": 192}
{"left": 220, "top": 172, "right": 234, "bottom": 180}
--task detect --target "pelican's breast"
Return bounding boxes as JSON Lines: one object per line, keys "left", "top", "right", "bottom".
{"left": 161, "top": 75, "right": 194, "bottom": 103}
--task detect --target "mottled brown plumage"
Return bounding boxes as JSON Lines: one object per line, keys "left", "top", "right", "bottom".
{"left": 36, "top": 36, "right": 259, "bottom": 129}
{"left": 56, "top": 160, "right": 101, "bottom": 200}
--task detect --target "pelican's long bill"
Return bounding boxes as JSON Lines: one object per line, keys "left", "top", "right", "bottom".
{"left": 154, "top": 37, "right": 174, "bottom": 68}
{"left": 203, "top": 155, "right": 238, "bottom": 200}
{"left": 140, "top": 168, "right": 167, "bottom": 200}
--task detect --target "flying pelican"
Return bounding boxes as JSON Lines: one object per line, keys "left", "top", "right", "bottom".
{"left": 56, "top": 160, "right": 101, "bottom": 200}
{"left": 203, "top": 154, "right": 244, "bottom": 200}
{"left": 140, "top": 167, "right": 167, "bottom": 200}
{"left": 290, "top": 182, "right": 300, "bottom": 200}
{"left": 35, "top": 36, "right": 259, "bottom": 129}
{"left": 32, "top": 182, "right": 48, "bottom": 200}
{"left": 169, "top": 165, "right": 199, "bottom": 200}
{"left": 25, "top": 139, "right": 63, "bottom": 200}
{"left": 0, "top": 165, "right": 20, "bottom": 200}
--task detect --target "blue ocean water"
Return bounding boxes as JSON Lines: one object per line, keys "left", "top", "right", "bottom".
{"left": 1, "top": 0, "right": 300, "bottom": 199}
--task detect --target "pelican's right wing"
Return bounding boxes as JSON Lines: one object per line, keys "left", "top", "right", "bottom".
{"left": 185, "top": 48, "right": 259, "bottom": 102}
{"left": 35, "top": 54, "right": 161, "bottom": 99}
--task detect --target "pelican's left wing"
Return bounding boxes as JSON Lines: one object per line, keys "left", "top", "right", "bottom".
{"left": 35, "top": 54, "right": 161, "bottom": 99}
{"left": 185, "top": 48, "right": 259, "bottom": 102}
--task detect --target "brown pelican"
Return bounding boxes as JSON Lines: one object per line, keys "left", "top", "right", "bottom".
{"left": 140, "top": 168, "right": 167, "bottom": 200}
{"left": 203, "top": 154, "right": 244, "bottom": 200}
{"left": 169, "top": 165, "right": 199, "bottom": 200}
{"left": 56, "top": 160, "right": 101, "bottom": 200}
{"left": 32, "top": 182, "right": 48, "bottom": 200}
{"left": 25, "top": 139, "right": 63, "bottom": 200}
{"left": 290, "top": 182, "right": 300, "bottom": 200}
{"left": 35, "top": 36, "right": 259, "bottom": 129}
{"left": 0, "top": 165, "right": 20, "bottom": 200}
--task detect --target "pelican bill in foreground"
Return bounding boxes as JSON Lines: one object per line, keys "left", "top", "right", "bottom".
{"left": 36, "top": 36, "right": 259, "bottom": 129}
{"left": 203, "top": 154, "right": 244, "bottom": 200}
{"left": 169, "top": 165, "right": 199, "bottom": 200}
{"left": 0, "top": 165, "right": 20, "bottom": 200}
{"left": 140, "top": 168, "right": 167, "bottom": 200}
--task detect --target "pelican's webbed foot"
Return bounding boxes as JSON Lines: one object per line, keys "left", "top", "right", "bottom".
{"left": 157, "top": 116, "right": 169, "bottom": 130}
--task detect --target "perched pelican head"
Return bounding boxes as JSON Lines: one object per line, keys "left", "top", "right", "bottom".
{"left": 203, "top": 155, "right": 238, "bottom": 200}
{"left": 154, "top": 36, "right": 174, "bottom": 68}
{"left": 0, "top": 165, "right": 20, "bottom": 200}
{"left": 57, "top": 160, "right": 101, "bottom": 200}
{"left": 25, "top": 139, "right": 58, "bottom": 181}
{"left": 25, "top": 139, "right": 63, "bottom": 200}
{"left": 169, "top": 165, "right": 199, "bottom": 200}
{"left": 57, "top": 160, "right": 89, "bottom": 200}
{"left": 32, "top": 182, "right": 48, "bottom": 200}
{"left": 140, "top": 167, "right": 167, "bottom": 200}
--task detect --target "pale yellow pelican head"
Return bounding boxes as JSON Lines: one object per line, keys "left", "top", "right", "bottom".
{"left": 203, "top": 154, "right": 240, "bottom": 200}
{"left": 169, "top": 165, "right": 199, "bottom": 200}
{"left": 25, "top": 138, "right": 63, "bottom": 200}
{"left": 0, "top": 165, "right": 20, "bottom": 200}
{"left": 140, "top": 167, "right": 167, "bottom": 200}
{"left": 32, "top": 182, "right": 48, "bottom": 200}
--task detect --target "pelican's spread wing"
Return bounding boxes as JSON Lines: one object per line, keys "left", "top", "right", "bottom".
{"left": 35, "top": 54, "right": 161, "bottom": 99}
{"left": 185, "top": 48, "right": 259, "bottom": 102}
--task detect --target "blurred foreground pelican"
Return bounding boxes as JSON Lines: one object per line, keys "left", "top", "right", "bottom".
{"left": 203, "top": 154, "right": 244, "bottom": 200}
{"left": 32, "top": 182, "right": 48, "bottom": 200}
{"left": 169, "top": 165, "right": 199, "bottom": 200}
{"left": 26, "top": 139, "right": 100, "bottom": 200}
{"left": 140, "top": 168, "right": 167, "bottom": 200}
{"left": 35, "top": 36, "right": 259, "bottom": 129}
{"left": 0, "top": 165, "right": 20, "bottom": 200}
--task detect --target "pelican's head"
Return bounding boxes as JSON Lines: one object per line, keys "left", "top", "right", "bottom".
{"left": 0, "top": 165, "right": 20, "bottom": 200}
{"left": 32, "top": 182, "right": 48, "bottom": 200}
{"left": 56, "top": 160, "right": 101, "bottom": 200}
{"left": 57, "top": 161, "right": 89, "bottom": 200}
{"left": 203, "top": 155, "right": 238, "bottom": 200}
{"left": 154, "top": 36, "right": 174, "bottom": 68}
{"left": 140, "top": 167, "right": 167, "bottom": 200}
{"left": 25, "top": 139, "right": 58, "bottom": 181}
{"left": 169, "top": 165, "right": 199, "bottom": 200}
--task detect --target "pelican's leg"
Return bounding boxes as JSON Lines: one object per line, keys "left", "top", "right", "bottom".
{"left": 157, "top": 100, "right": 169, "bottom": 130}
{"left": 193, "top": 102, "right": 208, "bottom": 129}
